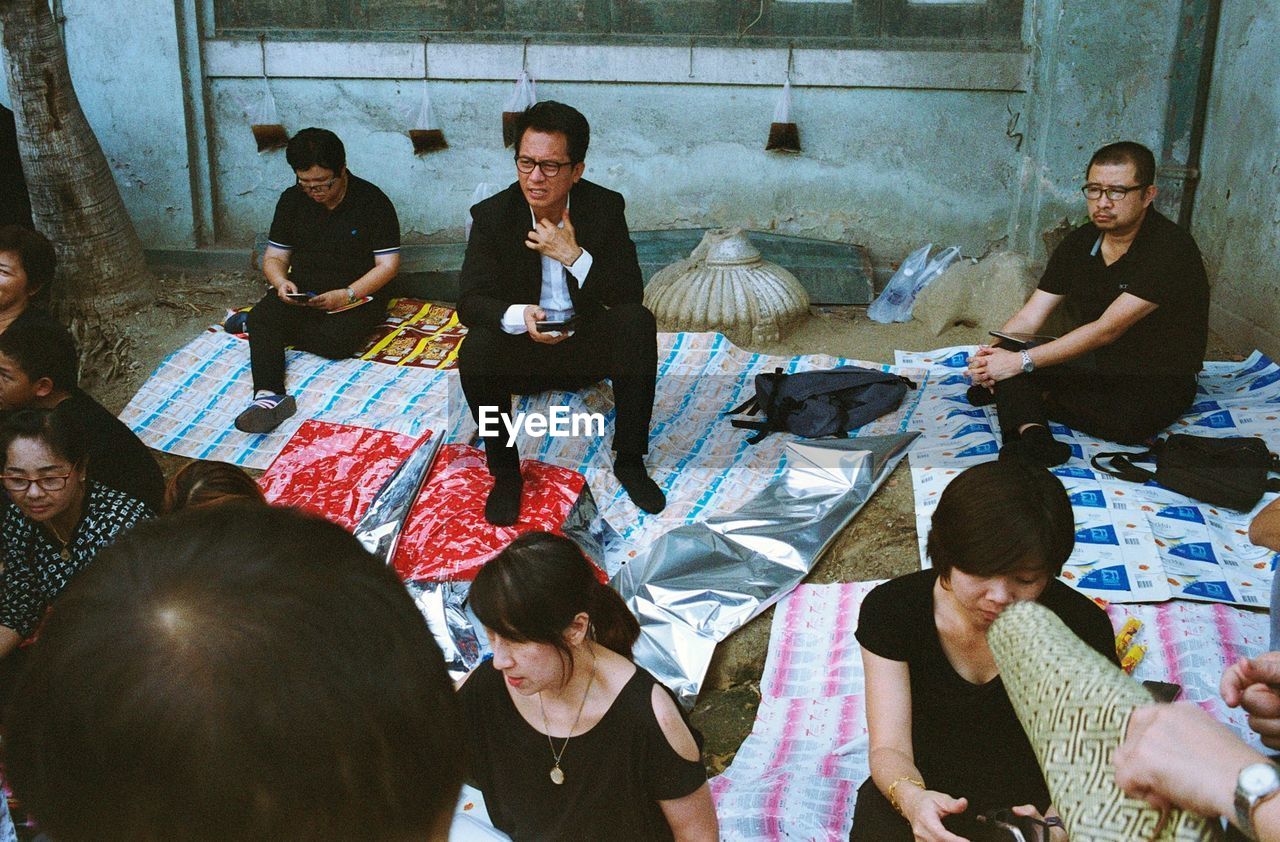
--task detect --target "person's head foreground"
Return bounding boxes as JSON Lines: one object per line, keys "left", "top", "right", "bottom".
{"left": 0, "top": 310, "right": 78, "bottom": 411}
{"left": 163, "top": 458, "right": 266, "bottom": 513}
{"left": 0, "top": 225, "right": 56, "bottom": 315}
{"left": 927, "top": 457, "right": 1075, "bottom": 625}
{"left": 1084, "top": 141, "right": 1157, "bottom": 236}
{"left": 513, "top": 101, "right": 589, "bottom": 220}
{"left": 2, "top": 505, "right": 464, "bottom": 842}
{"left": 470, "top": 530, "right": 639, "bottom": 692}
{"left": 1, "top": 407, "right": 88, "bottom": 526}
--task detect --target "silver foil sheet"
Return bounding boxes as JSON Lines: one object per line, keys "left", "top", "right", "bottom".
{"left": 611, "top": 433, "right": 918, "bottom": 706}
{"left": 353, "top": 430, "right": 619, "bottom": 679}
{"left": 409, "top": 480, "right": 621, "bottom": 680}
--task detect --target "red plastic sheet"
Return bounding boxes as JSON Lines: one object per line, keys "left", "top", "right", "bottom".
{"left": 259, "top": 422, "right": 598, "bottom": 582}
{"left": 391, "top": 443, "right": 589, "bottom": 581}
{"left": 259, "top": 420, "right": 420, "bottom": 530}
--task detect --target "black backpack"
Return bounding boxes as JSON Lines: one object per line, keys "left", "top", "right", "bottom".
{"left": 726, "top": 365, "right": 916, "bottom": 444}
{"left": 1091, "top": 433, "right": 1280, "bottom": 511}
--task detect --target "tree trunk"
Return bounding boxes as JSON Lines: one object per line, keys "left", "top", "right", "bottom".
{"left": 0, "top": 0, "right": 156, "bottom": 381}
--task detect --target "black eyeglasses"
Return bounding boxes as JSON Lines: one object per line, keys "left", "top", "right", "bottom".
{"left": 515, "top": 156, "right": 575, "bottom": 177}
{"left": 296, "top": 175, "right": 339, "bottom": 193}
{"left": 2, "top": 471, "right": 75, "bottom": 493}
{"left": 1082, "top": 183, "right": 1147, "bottom": 201}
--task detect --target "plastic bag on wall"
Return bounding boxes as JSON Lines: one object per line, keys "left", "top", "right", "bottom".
{"left": 250, "top": 36, "right": 288, "bottom": 153}
{"left": 465, "top": 182, "right": 503, "bottom": 240}
{"left": 502, "top": 70, "right": 537, "bottom": 148}
{"left": 408, "top": 39, "right": 447, "bottom": 155}
{"left": 766, "top": 78, "right": 800, "bottom": 153}
{"left": 409, "top": 81, "right": 447, "bottom": 155}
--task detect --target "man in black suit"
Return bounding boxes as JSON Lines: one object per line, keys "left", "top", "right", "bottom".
{"left": 458, "top": 101, "right": 664, "bottom": 525}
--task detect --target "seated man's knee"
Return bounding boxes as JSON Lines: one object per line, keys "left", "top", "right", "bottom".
{"left": 457, "top": 325, "right": 508, "bottom": 374}
{"left": 303, "top": 331, "right": 364, "bottom": 361}
{"left": 600, "top": 301, "right": 657, "bottom": 340}
{"left": 245, "top": 302, "right": 276, "bottom": 334}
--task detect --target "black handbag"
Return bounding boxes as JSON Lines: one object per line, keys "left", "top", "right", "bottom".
{"left": 1091, "top": 433, "right": 1280, "bottom": 511}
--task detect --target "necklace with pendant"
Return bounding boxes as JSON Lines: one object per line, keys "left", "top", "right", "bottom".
{"left": 537, "top": 658, "right": 596, "bottom": 786}
{"left": 47, "top": 523, "right": 72, "bottom": 562}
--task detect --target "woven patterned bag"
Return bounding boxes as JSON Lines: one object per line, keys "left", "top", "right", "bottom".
{"left": 988, "top": 601, "right": 1222, "bottom": 841}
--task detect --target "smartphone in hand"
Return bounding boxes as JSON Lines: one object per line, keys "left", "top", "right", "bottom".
{"left": 284, "top": 291, "right": 315, "bottom": 302}
{"left": 536, "top": 315, "right": 580, "bottom": 333}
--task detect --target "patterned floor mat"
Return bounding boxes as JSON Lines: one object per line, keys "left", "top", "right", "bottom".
{"left": 901, "top": 347, "right": 1280, "bottom": 607}
{"left": 711, "top": 581, "right": 1268, "bottom": 841}
{"left": 122, "top": 330, "right": 926, "bottom": 551}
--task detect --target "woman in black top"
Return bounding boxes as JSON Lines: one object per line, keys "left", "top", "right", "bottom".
{"left": 0, "top": 409, "right": 152, "bottom": 667}
{"left": 458, "top": 531, "right": 718, "bottom": 841}
{"left": 850, "top": 458, "right": 1119, "bottom": 842}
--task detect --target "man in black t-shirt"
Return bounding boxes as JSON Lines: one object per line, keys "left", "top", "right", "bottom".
{"left": 233, "top": 128, "right": 401, "bottom": 434}
{"left": 967, "top": 141, "right": 1209, "bottom": 466}
{"left": 0, "top": 311, "right": 164, "bottom": 511}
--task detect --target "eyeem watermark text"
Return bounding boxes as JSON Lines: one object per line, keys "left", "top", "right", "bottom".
{"left": 477, "top": 406, "right": 606, "bottom": 447}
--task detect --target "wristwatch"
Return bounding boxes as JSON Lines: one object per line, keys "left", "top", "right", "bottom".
{"left": 1020, "top": 349, "right": 1036, "bottom": 374}
{"left": 1235, "top": 761, "right": 1280, "bottom": 840}
{"left": 345, "top": 286, "right": 356, "bottom": 304}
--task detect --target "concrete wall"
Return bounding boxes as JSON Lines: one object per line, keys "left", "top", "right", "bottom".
{"left": 59, "top": 0, "right": 197, "bottom": 248}
{"left": 209, "top": 77, "right": 1020, "bottom": 263}
{"left": 1008, "top": 0, "right": 1181, "bottom": 256}
{"left": 1192, "top": 4, "right": 1280, "bottom": 357}
{"left": 0, "top": 1, "right": 1220, "bottom": 273}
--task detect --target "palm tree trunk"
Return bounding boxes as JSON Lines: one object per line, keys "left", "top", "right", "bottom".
{"left": 0, "top": 0, "right": 156, "bottom": 379}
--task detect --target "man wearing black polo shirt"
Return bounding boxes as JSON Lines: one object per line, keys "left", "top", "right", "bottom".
{"left": 966, "top": 141, "right": 1209, "bottom": 466}
{"left": 234, "top": 128, "right": 400, "bottom": 434}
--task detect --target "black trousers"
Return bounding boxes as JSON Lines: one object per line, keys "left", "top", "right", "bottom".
{"left": 457, "top": 301, "right": 658, "bottom": 477}
{"left": 245, "top": 292, "right": 387, "bottom": 395}
{"left": 994, "top": 368, "right": 1197, "bottom": 446}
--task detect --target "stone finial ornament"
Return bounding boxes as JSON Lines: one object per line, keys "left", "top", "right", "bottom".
{"left": 644, "top": 228, "right": 810, "bottom": 346}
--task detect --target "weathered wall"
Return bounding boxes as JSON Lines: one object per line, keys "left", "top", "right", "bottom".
{"left": 59, "top": 0, "right": 196, "bottom": 248}
{"left": 1007, "top": 0, "right": 1181, "bottom": 257}
{"left": 209, "top": 78, "right": 1019, "bottom": 263}
{"left": 1192, "top": 4, "right": 1280, "bottom": 357}
{"left": 1, "top": 1, "right": 1215, "bottom": 272}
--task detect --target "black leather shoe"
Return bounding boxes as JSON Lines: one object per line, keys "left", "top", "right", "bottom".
{"left": 614, "top": 462, "right": 666, "bottom": 514}
{"left": 484, "top": 472, "right": 523, "bottom": 526}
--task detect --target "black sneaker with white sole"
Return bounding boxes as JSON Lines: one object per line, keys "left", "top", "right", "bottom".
{"left": 234, "top": 393, "right": 297, "bottom": 434}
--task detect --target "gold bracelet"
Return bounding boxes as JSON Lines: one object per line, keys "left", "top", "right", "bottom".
{"left": 887, "top": 777, "right": 924, "bottom": 815}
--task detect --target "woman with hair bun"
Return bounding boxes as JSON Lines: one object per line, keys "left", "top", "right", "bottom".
{"left": 163, "top": 459, "right": 266, "bottom": 513}
{"left": 459, "top": 531, "right": 718, "bottom": 841}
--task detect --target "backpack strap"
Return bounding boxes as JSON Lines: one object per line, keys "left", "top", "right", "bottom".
{"left": 724, "top": 395, "right": 759, "bottom": 417}
{"left": 729, "top": 418, "right": 773, "bottom": 444}
{"left": 725, "top": 367, "right": 787, "bottom": 418}
{"left": 1091, "top": 450, "right": 1157, "bottom": 485}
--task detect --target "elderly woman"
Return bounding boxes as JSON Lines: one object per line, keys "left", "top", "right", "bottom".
{"left": 850, "top": 458, "right": 1120, "bottom": 842}
{"left": 458, "top": 531, "right": 718, "bottom": 841}
{"left": 0, "top": 408, "right": 152, "bottom": 672}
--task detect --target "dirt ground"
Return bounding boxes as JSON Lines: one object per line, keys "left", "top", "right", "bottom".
{"left": 102, "top": 271, "right": 1247, "bottom": 776}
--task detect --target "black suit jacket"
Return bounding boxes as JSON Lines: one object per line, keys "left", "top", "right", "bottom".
{"left": 457, "top": 179, "right": 644, "bottom": 330}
